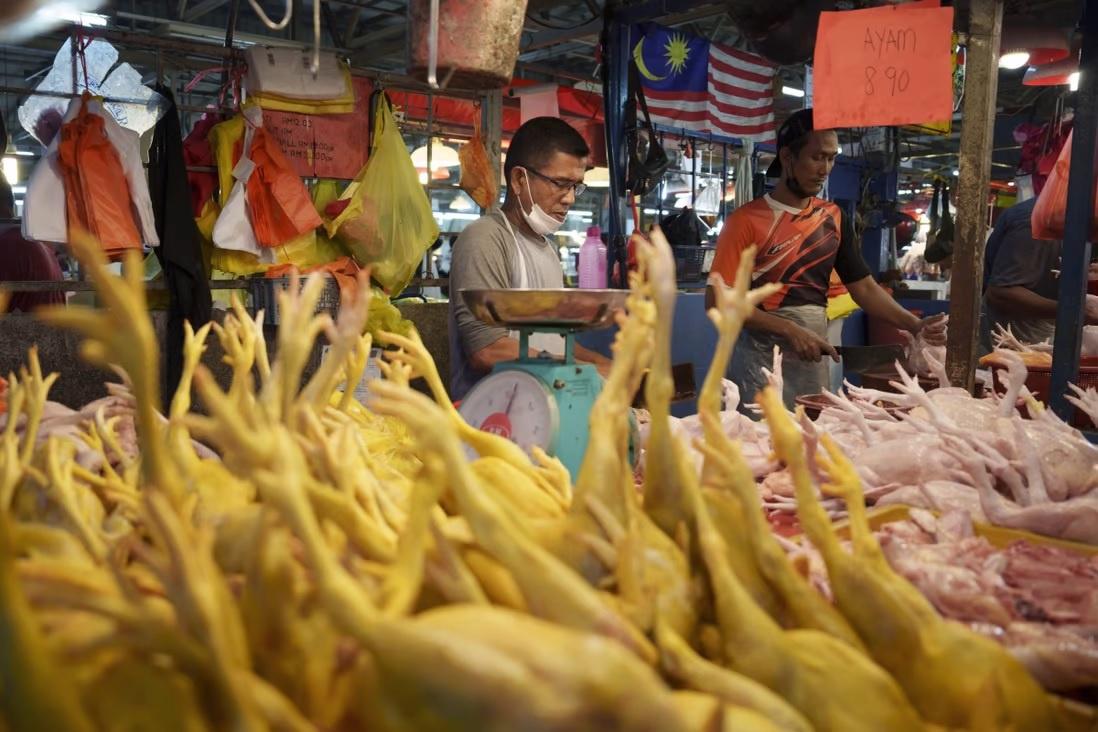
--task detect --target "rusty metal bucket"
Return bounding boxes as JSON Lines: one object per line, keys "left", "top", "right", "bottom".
{"left": 409, "top": 0, "right": 529, "bottom": 90}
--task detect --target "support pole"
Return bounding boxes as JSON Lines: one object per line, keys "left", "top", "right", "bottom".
{"left": 1049, "top": 4, "right": 1098, "bottom": 420}
{"left": 945, "top": 0, "right": 1002, "bottom": 390}
{"left": 603, "top": 14, "right": 630, "bottom": 288}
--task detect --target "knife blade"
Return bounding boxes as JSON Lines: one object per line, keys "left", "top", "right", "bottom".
{"left": 835, "top": 344, "right": 907, "bottom": 374}
{"left": 632, "top": 363, "right": 697, "bottom": 408}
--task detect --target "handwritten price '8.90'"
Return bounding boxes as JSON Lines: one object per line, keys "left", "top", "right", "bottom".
{"left": 864, "top": 66, "right": 911, "bottom": 96}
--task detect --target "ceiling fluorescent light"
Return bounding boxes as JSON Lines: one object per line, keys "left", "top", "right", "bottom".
{"left": 781, "top": 85, "right": 805, "bottom": 98}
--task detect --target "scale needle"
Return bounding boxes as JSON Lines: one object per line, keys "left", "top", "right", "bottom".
{"left": 504, "top": 383, "right": 519, "bottom": 416}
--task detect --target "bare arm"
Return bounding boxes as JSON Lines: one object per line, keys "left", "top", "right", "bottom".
{"left": 470, "top": 337, "right": 612, "bottom": 376}
{"left": 985, "top": 286, "right": 1059, "bottom": 320}
{"left": 574, "top": 344, "right": 613, "bottom": 377}
{"left": 706, "top": 285, "right": 837, "bottom": 362}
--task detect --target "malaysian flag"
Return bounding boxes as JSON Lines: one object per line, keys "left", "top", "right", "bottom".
{"left": 631, "top": 24, "right": 776, "bottom": 142}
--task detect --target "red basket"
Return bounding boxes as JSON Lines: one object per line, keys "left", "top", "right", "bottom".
{"left": 989, "top": 358, "right": 1098, "bottom": 428}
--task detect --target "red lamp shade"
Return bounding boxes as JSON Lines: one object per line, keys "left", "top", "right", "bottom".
{"left": 1023, "top": 55, "right": 1079, "bottom": 86}
{"left": 1001, "top": 25, "right": 1071, "bottom": 68}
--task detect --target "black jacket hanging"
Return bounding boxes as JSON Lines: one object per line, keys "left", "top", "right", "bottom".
{"left": 149, "top": 85, "right": 213, "bottom": 401}
{"left": 624, "top": 62, "right": 670, "bottom": 198}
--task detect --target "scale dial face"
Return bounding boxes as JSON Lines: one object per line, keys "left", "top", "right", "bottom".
{"left": 459, "top": 370, "right": 559, "bottom": 456}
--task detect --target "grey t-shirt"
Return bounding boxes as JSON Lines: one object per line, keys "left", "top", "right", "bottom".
{"left": 448, "top": 209, "right": 564, "bottom": 400}
{"left": 983, "top": 199, "right": 1060, "bottom": 347}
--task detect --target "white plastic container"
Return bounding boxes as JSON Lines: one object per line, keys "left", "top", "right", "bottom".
{"left": 577, "top": 225, "right": 606, "bottom": 289}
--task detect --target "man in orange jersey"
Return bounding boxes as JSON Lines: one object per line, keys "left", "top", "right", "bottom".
{"left": 708, "top": 109, "right": 945, "bottom": 410}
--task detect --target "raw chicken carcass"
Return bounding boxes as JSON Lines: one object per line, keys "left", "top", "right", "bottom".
{"left": 875, "top": 481, "right": 987, "bottom": 521}
{"left": 851, "top": 433, "right": 961, "bottom": 489}
{"left": 945, "top": 436, "right": 1098, "bottom": 546}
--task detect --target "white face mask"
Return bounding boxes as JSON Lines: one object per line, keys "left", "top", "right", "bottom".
{"left": 517, "top": 168, "right": 565, "bottom": 236}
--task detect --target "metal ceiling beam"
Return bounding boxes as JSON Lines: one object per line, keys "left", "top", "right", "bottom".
{"left": 346, "top": 22, "right": 404, "bottom": 49}
{"left": 519, "top": 41, "right": 595, "bottom": 64}
{"left": 184, "top": 0, "right": 230, "bottom": 23}
{"left": 521, "top": 18, "right": 602, "bottom": 54}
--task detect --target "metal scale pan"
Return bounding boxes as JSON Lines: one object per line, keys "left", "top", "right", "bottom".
{"left": 461, "top": 288, "right": 628, "bottom": 331}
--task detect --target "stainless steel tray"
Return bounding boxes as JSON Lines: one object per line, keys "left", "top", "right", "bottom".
{"left": 460, "top": 288, "right": 628, "bottom": 330}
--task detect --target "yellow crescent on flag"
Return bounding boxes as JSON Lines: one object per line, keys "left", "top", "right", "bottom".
{"left": 632, "top": 37, "right": 668, "bottom": 82}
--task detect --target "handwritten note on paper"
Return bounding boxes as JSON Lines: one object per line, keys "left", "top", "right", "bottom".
{"left": 812, "top": 4, "right": 954, "bottom": 129}
{"left": 262, "top": 77, "right": 372, "bottom": 179}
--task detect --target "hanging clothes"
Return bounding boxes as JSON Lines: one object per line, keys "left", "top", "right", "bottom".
{"left": 209, "top": 104, "right": 322, "bottom": 251}
{"left": 23, "top": 94, "right": 159, "bottom": 254}
{"left": 182, "top": 111, "right": 223, "bottom": 217}
{"left": 58, "top": 98, "right": 142, "bottom": 255}
{"left": 149, "top": 85, "right": 213, "bottom": 400}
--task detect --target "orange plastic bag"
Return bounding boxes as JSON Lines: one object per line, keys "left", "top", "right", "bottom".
{"left": 1032, "top": 130, "right": 1098, "bottom": 241}
{"left": 245, "top": 126, "right": 323, "bottom": 247}
{"left": 56, "top": 99, "right": 142, "bottom": 256}
{"left": 459, "top": 113, "right": 498, "bottom": 209}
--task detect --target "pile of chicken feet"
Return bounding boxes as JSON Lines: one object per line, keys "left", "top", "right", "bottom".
{"left": 0, "top": 228, "right": 1074, "bottom": 731}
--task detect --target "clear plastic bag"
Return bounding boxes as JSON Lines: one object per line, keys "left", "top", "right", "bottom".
{"left": 18, "top": 38, "right": 165, "bottom": 144}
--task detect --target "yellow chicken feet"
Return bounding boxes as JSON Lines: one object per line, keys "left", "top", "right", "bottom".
{"left": 39, "top": 230, "right": 171, "bottom": 495}
{"left": 657, "top": 622, "right": 812, "bottom": 732}
{"left": 693, "top": 424, "right": 862, "bottom": 648}
{"left": 802, "top": 428, "right": 1061, "bottom": 730}
{"left": 685, "top": 391, "right": 922, "bottom": 731}
{"left": 368, "top": 380, "right": 658, "bottom": 664}
{"left": 0, "top": 513, "right": 95, "bottom": 732}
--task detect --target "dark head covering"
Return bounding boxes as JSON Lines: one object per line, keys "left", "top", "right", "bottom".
{"left": 765, "top": 108, "right": 815, "bottom": 178}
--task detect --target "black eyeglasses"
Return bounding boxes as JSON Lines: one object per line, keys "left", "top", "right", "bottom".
{"left": 525, "top": 167, "right": 587, "bottom": 197}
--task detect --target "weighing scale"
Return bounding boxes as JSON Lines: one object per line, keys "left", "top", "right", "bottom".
{"left": 458, "top": 288, "right": 629, "bottom": 479}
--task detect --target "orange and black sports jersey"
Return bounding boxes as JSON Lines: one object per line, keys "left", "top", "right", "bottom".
{"left": 710, "top": 196, "right": 871, "bottom": 311}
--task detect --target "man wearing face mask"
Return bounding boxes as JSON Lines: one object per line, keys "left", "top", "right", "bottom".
{"left": 708, "top": 109, "right": 946, "bottom": 411}
{"left": 448, "top": 117, "right": 612, "bottom": 400}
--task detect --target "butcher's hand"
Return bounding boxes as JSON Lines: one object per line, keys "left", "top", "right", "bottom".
{"left": 915, "top": 313, "right": 948, "bottom": 345}
{"left": 781, "top": 322, "right": 839, "bottom": 363}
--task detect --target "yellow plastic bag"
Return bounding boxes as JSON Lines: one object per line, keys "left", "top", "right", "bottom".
{"left": 208, "top": 113, "right": 245, "bottom": 208}
{"left": 327, "top": 95, "right": 439, "bottom": 294}
{"left": 367, "top": 288, "right": 414, "bottom": 340}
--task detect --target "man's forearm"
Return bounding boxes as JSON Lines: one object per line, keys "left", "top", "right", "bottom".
{"left": 469, "top": 337, "right": 535, "bottom": 372}
{"left": 472, "top": 338, "right": 609, "bottom": 373}
{"left": 745, "top": 308, "right": 794, "bottom": 338}
{"left": 848, "top": 277, "right": 920, "bottom": 332}
{"left": 575, "top": 343, "right": 611, "bottom": 366}
{"left": 986, "top": 286, "right": 1059, "bottom": 320}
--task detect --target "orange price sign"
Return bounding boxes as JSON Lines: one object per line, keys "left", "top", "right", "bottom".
{"left": 812, "top": 4, "right": 954, "bottom": 130}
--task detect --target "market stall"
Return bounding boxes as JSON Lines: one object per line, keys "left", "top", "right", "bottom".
{"left": 0, "top": 0, "right": 1097, "bottom": 730}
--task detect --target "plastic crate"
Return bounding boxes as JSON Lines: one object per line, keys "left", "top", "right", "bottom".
{"left": 673, "top": 245, "right": 715, "bottom": 282}
{"left": 252, "top": 275, "right": 341, "bottom": 326}
{"left": 251, "top": 276, "right": 343, "bottom": 378}
{"left": 989, "top": 358, "right": 1098, "bottom": 428}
